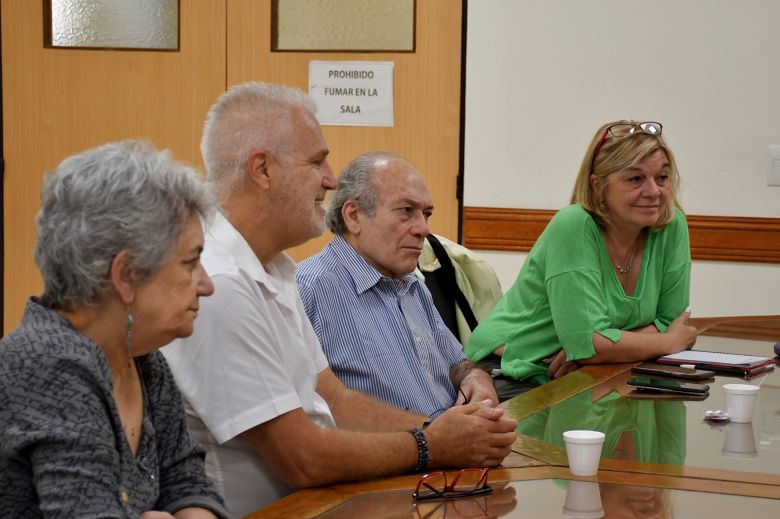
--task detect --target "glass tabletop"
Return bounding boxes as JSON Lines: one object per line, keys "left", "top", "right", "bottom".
{"left": 518, "top": 335, "right": 780, "bottom": 476}
{"left": 315, "top": 478, "right": 780, "bottom": 518}
{"left": 252, "top": 335, "right": 779, "bottom": 518}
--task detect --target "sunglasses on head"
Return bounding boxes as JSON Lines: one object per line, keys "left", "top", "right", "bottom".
{"left": 591, "top": 121, "right": 663, "bottom": 173}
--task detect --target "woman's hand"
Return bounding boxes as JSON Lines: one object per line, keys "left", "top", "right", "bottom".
{"left": 544, "top": 349, "right": 580, "bottom": 379}
{"left": 663, "top": 308, "right": 698, "bottom": 353}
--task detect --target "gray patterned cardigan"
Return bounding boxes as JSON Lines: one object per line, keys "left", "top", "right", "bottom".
{"left": 0, "top": 299, "right": 232, "bottom": 518}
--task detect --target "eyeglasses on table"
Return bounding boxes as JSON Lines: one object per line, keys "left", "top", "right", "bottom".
{"left": 412, "top": 467, "right": 492, "bottom": 500}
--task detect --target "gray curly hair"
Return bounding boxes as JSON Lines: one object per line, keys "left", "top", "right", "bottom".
{"left": 201, "top": 81, "right": 317, "bottom": 201}
{"left": 35, "top": 140, "right": 215, "bottom": 310}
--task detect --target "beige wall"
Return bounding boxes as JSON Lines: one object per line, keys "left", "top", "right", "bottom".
{"left": 465, "top": 0, "right": 780, "bottom": 316}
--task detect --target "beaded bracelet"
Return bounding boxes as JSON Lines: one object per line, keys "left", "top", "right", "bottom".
{"left": 409, "top": 427, "right": 430, "bottom": 473}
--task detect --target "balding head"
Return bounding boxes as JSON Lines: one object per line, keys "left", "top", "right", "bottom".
{"left": 330, "top": 152, "right": 433, "bottom": 278}
{"left": 326, "top": 151, "right": 414, "bottom": 235}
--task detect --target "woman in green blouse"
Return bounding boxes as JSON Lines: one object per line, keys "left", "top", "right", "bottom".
{"left": 466, "top": 121, "right": 698, "bottom": 385}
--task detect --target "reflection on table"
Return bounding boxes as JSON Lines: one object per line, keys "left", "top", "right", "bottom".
{"left": 519, "top": 388, "right": 686, "bottom": 466}
{"left": 296, "top": 478, "right": 780, "bottom": 519}
{"left": 248, "top": 331, "right": 780, "bottom": 518}
{"left": 314, "top": 482, "right": 518, "bottom": 519}
{"left": 510, "top": 335, "right": 780, "bottom": 479}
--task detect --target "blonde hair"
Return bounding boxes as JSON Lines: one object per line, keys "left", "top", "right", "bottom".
{"left": 570, "top": 120, "right": 682, "bottom": 230}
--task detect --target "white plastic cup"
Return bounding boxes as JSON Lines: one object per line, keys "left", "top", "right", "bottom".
{"left": 563, "top": 430, "right": 606, "bottom": 477}
{"left": 721, "top": 422, "right": 758, "bottom": 459}
{"left": 723, "top": 384, "right": 760, "bottom": 423}
{"left": 562, "top": 480, "right": 604, "bottom": 518}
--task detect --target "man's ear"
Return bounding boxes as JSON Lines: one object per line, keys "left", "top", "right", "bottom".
{"left": 247, "top": 149, "right": 271, "bottom": 190}
{"left": 110, "top": 250, "right": 138, "bottom": 306}
{"left": 342, "top": 200, "right": 362, "bottom": 235}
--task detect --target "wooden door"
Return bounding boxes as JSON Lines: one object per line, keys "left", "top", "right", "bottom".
{"left": 2, "top": 0, "right": 463, "bottom": 332}
{"left": 1, "top": 0, "right": 227, "bottom": 331}
{"left": 227, "top": 0, "right": 463, "bottom": 260}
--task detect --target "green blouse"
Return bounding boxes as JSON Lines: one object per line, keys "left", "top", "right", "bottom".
{"left": 465, "top": 204, "right": 691, "bottom": 384}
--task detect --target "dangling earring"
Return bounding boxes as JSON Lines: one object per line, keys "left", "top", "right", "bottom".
{"left": 125, "top": 308, "right": 134, "bottom": 367}
{"left": 599, "top": 201, "right": 607, "bottom": 212}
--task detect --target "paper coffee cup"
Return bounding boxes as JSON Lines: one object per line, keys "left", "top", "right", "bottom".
{"left": 563, "top": 430, "right": 605, "bottom": 477}
{"left": 723, "top": 384, "right": 759, "bottom": 423}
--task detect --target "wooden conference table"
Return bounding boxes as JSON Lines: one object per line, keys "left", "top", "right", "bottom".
{"left": 248, "top": 319, "right": 780, "bottom": 518}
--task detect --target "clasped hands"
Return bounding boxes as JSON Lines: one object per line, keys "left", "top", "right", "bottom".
{"left": 424, "top": 400, "right": 517, "bottom": 468}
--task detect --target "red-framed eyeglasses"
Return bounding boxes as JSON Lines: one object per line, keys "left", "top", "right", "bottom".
{"left": 591, "top": 121, "right": 663, "bottom": 172}
{"left": 412, "top": 468, "right": 492, "bottom": 500}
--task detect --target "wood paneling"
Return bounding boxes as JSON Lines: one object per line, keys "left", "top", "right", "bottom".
{"left": 1, "top": 0, "right": 226, "bottom": 332}
{"left": 695, "top": 319, "right": 780, "bottom": 342}
{"left": 228, "top": 0, "right": 462, "bottom": 261}
{"left": 462, "top": 207, "right": 556, "bottom": 252}
{"left": 463, "top": 206, "right": 780, "bottom": 264}
{"left": 689, "top": 215, "right": 780, "bottom": 263}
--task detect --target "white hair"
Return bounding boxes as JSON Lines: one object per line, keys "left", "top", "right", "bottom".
{"left": 200, "top": 81, "right": 317, "bottom": 201}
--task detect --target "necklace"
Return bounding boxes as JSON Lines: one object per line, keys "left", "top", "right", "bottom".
{"left": 613, "top": 236, "right": 640, "bottom": 274}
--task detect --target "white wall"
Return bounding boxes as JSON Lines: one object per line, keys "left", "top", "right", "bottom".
{"left": 465, "top": 0, "right": 780, "bottom": 316}
{"left": 475, "top": 250, "right": 778, "bottom": 317}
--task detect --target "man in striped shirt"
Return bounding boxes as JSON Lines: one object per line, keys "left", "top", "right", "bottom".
{"left": 297, "top": 151, "right": 499, "bottom": 417}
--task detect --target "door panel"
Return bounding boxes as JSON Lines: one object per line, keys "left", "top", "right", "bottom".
{"left": 1, "top": 0, "right": 226, "bottom": 331}
{"left": 227, "top": 0, "right": 462, "bottom": 260}
{"left": 2, "top": 0, "right": 462, "bottom": 332}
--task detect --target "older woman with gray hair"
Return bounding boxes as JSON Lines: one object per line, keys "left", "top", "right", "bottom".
{"left": 0, "top": 141, "right": 230, "bottom": 518}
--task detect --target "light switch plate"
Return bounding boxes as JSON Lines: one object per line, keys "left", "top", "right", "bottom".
{"left": 768, "top": 146, "right": 780, "bottom": 186}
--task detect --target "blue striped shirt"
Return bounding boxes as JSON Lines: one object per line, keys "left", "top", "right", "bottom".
{"left": 296, "top": 235, "right": 467, "bottom": 416}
